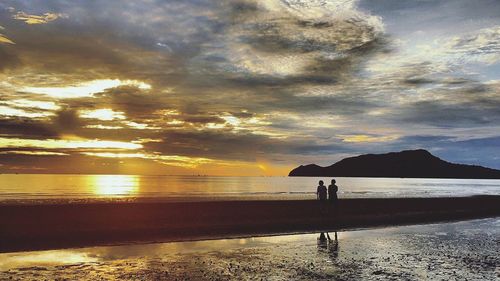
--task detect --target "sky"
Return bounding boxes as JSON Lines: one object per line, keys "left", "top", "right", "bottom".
{"left": 0, "top": 0, "right": 499, "bottom": 175}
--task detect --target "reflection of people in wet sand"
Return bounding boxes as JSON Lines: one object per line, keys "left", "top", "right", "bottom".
{"left": 317, "top": 180, "right": 327, "bottom": 201}
{"left": 328, "top": 232, "right": 339, "bottom": 259}
{"left": 317, "top": 232, "right": 328, "bottom": 249}
{"left": 317, "top": 232, "right": 339, "bottom": 258}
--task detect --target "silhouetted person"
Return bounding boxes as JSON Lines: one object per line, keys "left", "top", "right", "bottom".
{"left": 328, "top": 179, "right": 338, "bottom": 202}
{"left": 317, "top": 180, "right": 327, "bottom": 201}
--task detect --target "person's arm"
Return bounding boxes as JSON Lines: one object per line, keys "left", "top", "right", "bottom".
{"left": 316, "top": 186, "right": 320, "bottom": 200}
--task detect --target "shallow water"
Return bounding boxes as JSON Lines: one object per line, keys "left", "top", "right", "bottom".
{"left": 1, "top": 174, "right": 500, "bottom": 203}
{"left": 1, "top": 218, "right": 499, "bottom": 280}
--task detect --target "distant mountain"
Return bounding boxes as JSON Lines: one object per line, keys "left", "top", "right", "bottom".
{"left": 289, "top": 149, "right": 500, "bottom": 179}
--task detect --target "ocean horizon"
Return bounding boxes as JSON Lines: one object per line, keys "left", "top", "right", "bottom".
{"left": 1, "top": 174, "right": 500, "bottom": 203}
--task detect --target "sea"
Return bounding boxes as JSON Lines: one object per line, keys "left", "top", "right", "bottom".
{"left": 1, "top": 174, "right": 499, "bottom": 203}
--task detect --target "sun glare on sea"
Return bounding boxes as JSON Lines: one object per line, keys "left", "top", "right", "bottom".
{"left": 90, "top": 175, "right": 139, "bottom": 197}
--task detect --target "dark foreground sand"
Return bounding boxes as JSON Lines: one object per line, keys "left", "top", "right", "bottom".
{"left": 1, "top": 196, "right": 499, "bottom": 253}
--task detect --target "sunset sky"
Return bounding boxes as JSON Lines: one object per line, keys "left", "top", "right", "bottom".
{"left": 0, "top": 0, "right": 499, "bottom": 175}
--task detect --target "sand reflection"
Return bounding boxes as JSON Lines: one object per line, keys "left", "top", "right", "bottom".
{"left": 90, "top": 175, "right": 139, "bottom": 197}
{"left": 317, "top": 232, "right": 339, "bottom": 260}
{"left": 0, "top": 251, "right": 98, "bottom": 271}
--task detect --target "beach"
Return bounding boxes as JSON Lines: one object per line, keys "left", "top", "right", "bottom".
{"left": 1, "top": 196, "right": 499, "bottom": 253}
{"left": 1, "top": 218, "right": 499, "bottom": 280}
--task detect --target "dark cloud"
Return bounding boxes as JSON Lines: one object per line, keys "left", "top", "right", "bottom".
{"left": 0, "top": 47, "right": 20, "bottom": 72}
{"left": 399, "top": 101, "right": 498, "bottom": 127}
{"left": 399, "top": 135, "right": 454, "bottom": 143}
{"left": 403, "top": 77, "right": 435, "bottom": 86}
{"left": 51, "top": 108, "right": 84, "bottom": 132}
{"left": 96, "top": 86, "right": 165, "bottom": 119}
{"left": 146, "top": 130, "right": 285, "bottom": 161}
{"left": 144, "top": 129, "right": 350, "bottom": 162}
{"left": 394, "top": 79, "right": 500, "bottom": 128}
{"left": 181, "top": 115, "right": 225, "bottom": 124}
{"left": 0, "top": 118, "right": 57, "bottom": 138}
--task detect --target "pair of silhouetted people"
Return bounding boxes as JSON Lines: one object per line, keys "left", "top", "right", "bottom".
{"left": 317, "top": 179, "right": 338, "bottom": 202}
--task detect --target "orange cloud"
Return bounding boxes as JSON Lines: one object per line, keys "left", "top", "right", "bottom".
{"left": 0, "top": 34, "right": 14, "bottom": 44}
{"left": 0, "top": 137, "right": 142, "bottom": 150}
{"left": 22, "top": 79, "right": 151, "bottom": 99}
{"left": 13, "top": 12, "right": 66, "bottom": 25}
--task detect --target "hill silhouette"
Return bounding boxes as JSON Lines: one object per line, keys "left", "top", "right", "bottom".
{"left": 289, "top": 149, "right": 500, "bottom": 179}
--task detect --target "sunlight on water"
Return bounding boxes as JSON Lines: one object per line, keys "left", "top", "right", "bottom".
{"left": 0, "top": 174, "right": 499, "bottom": 202}
{"left": 89, "top": 175, "right": 139, "bottom": 197}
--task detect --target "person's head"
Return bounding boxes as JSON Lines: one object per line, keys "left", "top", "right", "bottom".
{"left": 319, "top": 180, "right": 324, "bottom": 186}
{"left": 331, "top": 179, "right": 336, "bottom": 184}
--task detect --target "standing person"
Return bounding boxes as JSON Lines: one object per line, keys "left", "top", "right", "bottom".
{"left": 328, "top": 179, "right": 338, "bottom": 202}
{"left": 317, "top": 180, "right": 327, "bottom": 201}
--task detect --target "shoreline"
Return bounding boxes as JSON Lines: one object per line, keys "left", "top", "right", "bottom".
{"left": 1, "top": 196, "right": 499, "bottom": 253}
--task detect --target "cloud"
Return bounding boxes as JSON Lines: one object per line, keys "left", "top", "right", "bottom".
{"left": 207, "top": 0, "right": 386, "bottom": 82}
{"left": 0, "top": 150, "right": 68, "bottom": 156}
{"left": 0, "top": 0, "right": 499, "bottom": 174}
{"left": 0, "top": 118, "right": 57, "bottom": 138}
{"left": 0, "top": 46, "right": 20, "bottom": 72}
{"left": 0, "top": 33, "right": 14, "bottom": 44}
{"left": 0, "top": 105, "right": 54, "bottom": 118}
{"left": 447, "top": 26, "right": 500, "bottom": 64}
{"left": 12, "top": 11, "right": 66, "bottom": 24}
{"left": 21, "top": 79, "right": 151, "bottom": 99}
{"left": 79, "top": 109, "right": 126, "bottom": 121}
{"left": 94, "top": 86, "right": 167, "bottom": 119}
{"left": 50, "top": 108, "right": 85, "bottom": 133}
{"left": 3, "top": 99, "right": 60, "bottom": 111}
{"left": 0, "top": 24, "right": 14, "bottom": 43}
{"left": 0, "top": 136, "right": 142, "bottom": 150}
{"left": 392, "top": 80, "right": 500, "bottom": 128}
{"left": 338, "top": 134, "right": 398, "bottom": 143}
{"left": 81, "top": 152, "right": 214, "bottom": 168}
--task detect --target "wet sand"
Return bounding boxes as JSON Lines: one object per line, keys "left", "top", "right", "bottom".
{"left": 1, "top": 196, "right": 499, "bottom": 253}
{"left": 1, "top": 218, "right": 499, "bottom": 280}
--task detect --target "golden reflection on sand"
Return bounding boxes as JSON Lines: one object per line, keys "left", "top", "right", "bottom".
{"left": 0, "top": 233, "right": 327, "bottom": 271}
{"left": 90, "top": 175, "right": 139, "bottom": 196}
{"left": 0, "top": 251, "right": 98, "bottom": 271}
